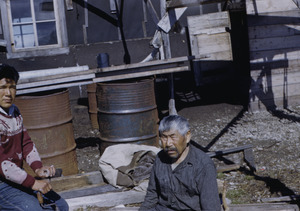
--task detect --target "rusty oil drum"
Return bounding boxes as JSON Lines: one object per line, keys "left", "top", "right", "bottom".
{"left": 96, "top": 78, "right": 159, "bottom": 153}
{"left": 15, "top": 89, "right": 78, "bottom": 176}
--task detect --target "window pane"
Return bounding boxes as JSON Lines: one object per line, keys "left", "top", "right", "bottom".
{"left": 11, "top": 0, "right": 32, "bottom": 23}
{"left": 34, "top": 0, "right": 55, "bottom": 21}
{"left": 37, "top": 22, "right": 57, "bottom": 45}
{"left": 13, "top": 24, "right": 35, "bottom": 48}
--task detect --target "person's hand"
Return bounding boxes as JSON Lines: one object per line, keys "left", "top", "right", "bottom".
{"left": 35, "top": 165, "right": 56, "bottom": 178}
{"left": 32, "top": 180, "right": 52, "bottom": 194}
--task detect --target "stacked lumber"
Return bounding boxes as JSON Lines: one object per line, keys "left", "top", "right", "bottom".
{"left": 246, "top": 0, "right": 300, "bottom": 111}
{"left": 16, "top": 57, "right": 190, "bottom": 95}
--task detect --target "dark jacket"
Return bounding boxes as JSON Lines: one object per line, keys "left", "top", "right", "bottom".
{"left": 140, "top": 141, "right": 221, "bottom": 211}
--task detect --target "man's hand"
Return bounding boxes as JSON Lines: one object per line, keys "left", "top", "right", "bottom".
{"left": 32, "top": 180, "right": 52, "bottom": 194}
{"left": 35, "top": 165, "right": 56, "bottom": 178}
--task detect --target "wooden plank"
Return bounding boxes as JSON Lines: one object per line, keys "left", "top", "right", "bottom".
{"left": 196, "top": 33, "right": 232, "bottom": 60}
{"left": 18, "top": 65, "right": 89, "bottom": 83}
{"left": 96, "top": 56, "right": 190, "bottom": 73}
{"left": 187, "top": 11, "right": 232, "bottom": 61}
{"left": 251, "top": 70, "right": 300, "bottom": 86}
{"left": 229, "top": 203, "right": 299, "bottom": 211}
{"left": 247, "top": 10, "right": 300, "bottom": 27}
{"left": 246, "top": 0, "right": 298, "bottom": 15}
{"left": 18, "top": 69, "right": 96, "bottom": 84}
{"left": 17, "top": 74, "right": 95, "bottom": 89}
{"left": 50, "top": 171, "right": 104, "bottom": 192}
{"left": 16, "top": 80, "right": 93, "bottom": 95}
{"left": 167, "top": 0, "right": 225, "bottom": 9}
{"left": 248, "top": 24, "right": 300, "bottom": 39}
{"left": 261, "top": 195, "right": 300, "bottom": 203}
{"left": 249, "top": 49, "right": 300, "bottom": 63}
{"left": 59, "top": 184, "right": 121, "bottom": 199}
{"left": 66, "top": 189, "right": 146, "bottom": 210}
{"left": 93, "top": 66, "right": 189, "bottom": 83}
{"left": 249, "top": 35, "right": 300, "bottom": 52}
{"left": 187, "top": 12, "right": 230, "bottom": 31}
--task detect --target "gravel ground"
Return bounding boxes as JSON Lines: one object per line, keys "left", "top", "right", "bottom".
{"left": 71, "top": 97, "right": 300, "bottom": 208}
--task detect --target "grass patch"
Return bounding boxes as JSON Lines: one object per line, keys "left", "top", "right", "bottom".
{"left": 226, "top": 188, "right": 248, "bottom": 204}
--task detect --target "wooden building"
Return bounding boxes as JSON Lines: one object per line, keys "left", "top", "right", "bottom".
{"left": 0, "top": 0, "right": 299, "bottom": 111}
{"left": 247, "top": 0, "right": 300, "bottom": 111}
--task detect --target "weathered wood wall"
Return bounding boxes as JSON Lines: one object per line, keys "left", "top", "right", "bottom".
{"left": 246, "top": 0, "right": 300, "bottom": 111}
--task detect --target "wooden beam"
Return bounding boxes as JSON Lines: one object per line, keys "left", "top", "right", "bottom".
{"left": 93, "top": 66, "right": 189, "bottom": 83}
{"left": 49, "top": 171, "right": 104, "bottom": 192}
{"left": 167, "top": 0, "right": 226, "bottom": 9}
{"left": 17, "top": 74, "right": 95, "bottom": 90}
{"left": 17, "top": 80, "right": 93, "bottom": 95}
{"left": 66, "top": 189, "right": 146, "bottom": 210}
{"left": 96, "top": 56, "right": 190, "bottom": 73}
{"left": 18, "top": 69, "right": 96, "bottom": 84}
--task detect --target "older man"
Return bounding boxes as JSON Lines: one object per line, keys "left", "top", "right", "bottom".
{"left": 140, "top": 115, "right": 221, "bottom": 211}
{"left": 0, "top": 64, "right": 68, "bottom": 210}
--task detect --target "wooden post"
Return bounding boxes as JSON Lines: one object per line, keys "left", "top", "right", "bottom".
{"left": 160, "top": 0, "right": 178, "bottom": 115}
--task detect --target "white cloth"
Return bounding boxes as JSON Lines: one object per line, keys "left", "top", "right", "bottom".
{"left": 99, "top": 144, "right": 161, "bottom": 187}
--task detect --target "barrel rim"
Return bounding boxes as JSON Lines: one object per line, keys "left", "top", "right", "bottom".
{"left": 96, "top": 78, "right": 154, "bottom": 86}
{"left": 99, "top": 133, "right": 157, "bottom": 143}
{"left": 16, "top": 88, "right": 68, "bottom": 99}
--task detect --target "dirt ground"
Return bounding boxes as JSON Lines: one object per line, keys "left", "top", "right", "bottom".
{"left": 71, "top": 85, "right": 300, "bottom": 208}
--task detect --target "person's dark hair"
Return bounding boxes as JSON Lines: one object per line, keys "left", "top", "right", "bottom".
{"left": 159, "top": 115, "right": 190, "bottom": 136}
{"left": 0, "top": 64, "right": 19, "bottom": 83}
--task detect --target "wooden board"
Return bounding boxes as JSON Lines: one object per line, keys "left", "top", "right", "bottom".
{"left": 229, "top": 203, "right": 299, "bottom": 211}
{"left": 246, "top": 0, "right": 298, "bottom": 14}
{"left": 66, "top": 189, "right": 146, "bottom": 210}
{"left": 247, "top": 10, "right": 300, "bottom": 27}
{"left": 249, "top": 35, "right": 300, "bottom": 52}
{"left": 248, "top": 24, "right": 300, "bottom": 40}
{"left": 49, "top": 171, "right": 104, "bottom": 192}
{"left": 93, "top": 66, "right": 189, "bottom": 83}
{"left": 251, "top": 68, "right": 300, "bottom": 86}
{"left": 167, "top": 0, "right": 225, "bottom": 9}
{"left": 187, "top": 11, "right": 232, "bottom": 61}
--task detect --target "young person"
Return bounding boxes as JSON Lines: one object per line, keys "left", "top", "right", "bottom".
{"left": 0, "top": 64, "right": 69, "bottom": 210}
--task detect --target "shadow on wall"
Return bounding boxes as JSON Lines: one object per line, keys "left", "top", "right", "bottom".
{"left": 248, "top": 13, "right": 300, "bottom": 113}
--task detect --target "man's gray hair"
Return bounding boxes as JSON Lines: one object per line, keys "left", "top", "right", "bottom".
{"left": 159, "top": 115, "right": 190, "bottom": 136}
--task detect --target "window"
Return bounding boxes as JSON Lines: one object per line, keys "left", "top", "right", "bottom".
{"left": 0, "top": 0, "right": 68, "bottom": 59}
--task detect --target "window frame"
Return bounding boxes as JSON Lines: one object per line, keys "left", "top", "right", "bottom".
{"left": 0, "top": 0, "right": 69, "bottom": 59}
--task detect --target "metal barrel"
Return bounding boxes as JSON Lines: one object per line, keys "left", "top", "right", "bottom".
{"left": 87, "top": 83, "right": 99, "bottom": 129}
{"left": 15, "top": 89, "right": 78, "bottom": 176}
{"left": 96, "top": 78, "right": 159, "bottom": 153}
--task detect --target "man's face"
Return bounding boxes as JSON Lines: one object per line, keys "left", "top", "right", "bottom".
{"left": 160, "top": 129, "right": 191, "bottom": 160}
{"left": 0, "top": 78, "right": 16, "bottom": 112}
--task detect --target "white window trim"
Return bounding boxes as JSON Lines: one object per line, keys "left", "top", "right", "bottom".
{"left": 0, "top": 0, "right": 69, "bottom": 59}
